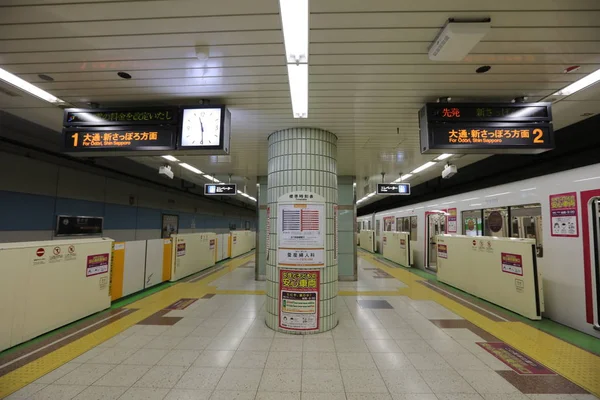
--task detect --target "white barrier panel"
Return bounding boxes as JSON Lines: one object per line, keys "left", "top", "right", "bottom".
{"left": 436, "top": 234, "right": 544, "bottom": 320}
{"left": 145, "top": 239, "right": 168, "bottom": 289}
{"left": 382, "top": 231, "right": 411, "bottom": 267}
{"left": 170, "top": 232, "right": 217, "bottom": 281}
{"left": 122, "top": 240, "right": 146, "bottom": 297}
{"left": 0, "top": 238, "right": 113, "bottom": 352}
{"left": 359, "top": 230, "right": 375, "bottom": 253}
{"left": 216, "top": 233, "right": 228, "bottom": 262}
{"left": 230, "top": 230, "right": 255, "bottom": 258}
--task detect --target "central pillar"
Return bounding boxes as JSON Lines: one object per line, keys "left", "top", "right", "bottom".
{"left": 265, "top": 128, "right": 338, "bottom": 334}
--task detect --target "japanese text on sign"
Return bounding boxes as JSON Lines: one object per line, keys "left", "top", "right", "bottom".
{"left": 281, "top": 270, "right": 318, "bottom": 289}
{"left": 67, "top": 110, "right": 174, "bottom": 124}
{"left": 74, "top": 131, "right": 160, "bottom": 147}
{"left": 446, "top": 128, "right": 544, "bottom": 144}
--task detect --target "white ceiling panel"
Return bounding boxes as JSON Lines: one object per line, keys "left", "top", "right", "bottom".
{"left": 0, "top": 0, "right": 598, "bottom": 194}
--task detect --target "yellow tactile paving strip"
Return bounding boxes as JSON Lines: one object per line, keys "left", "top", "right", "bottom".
{"left": 2, "top": 251, "right": 599, "bottom": 398}
{"left": 0, "top": 254, "right": 254, "bottom": 398}
{"left": 358, "top": 251, "right": 600, "bottom": 397}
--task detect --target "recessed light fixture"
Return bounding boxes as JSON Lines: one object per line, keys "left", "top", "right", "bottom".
{"left": 476, "top": 65, "right": 491, "bottom": 74}
{"left": 117, "top": 71, "right": 132, "bottom": 79}
{"left": 161, "top": 155, "right": 179, "bottom": 162}
{"left": 37, "top": 74, "right": 54, "bottom": 82}
{"left": 0, "top": 67, "right": 64, "bottom": 104}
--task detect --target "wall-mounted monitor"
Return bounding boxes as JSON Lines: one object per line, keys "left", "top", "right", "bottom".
{"left": 178, "top": 105, "right": 231, "bottom": 154}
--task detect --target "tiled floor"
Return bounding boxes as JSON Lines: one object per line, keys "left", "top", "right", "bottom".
{"left": 3, "top": 255, "right": 599, "bottom": 400}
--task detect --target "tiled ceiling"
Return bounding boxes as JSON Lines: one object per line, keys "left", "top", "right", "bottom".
{"left": 0, "top": 0, "right": 599, "bottom": 200}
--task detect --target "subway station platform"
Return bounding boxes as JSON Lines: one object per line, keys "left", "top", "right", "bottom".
{"left": 1, "top": 252, "right": 598, "bottom": 400}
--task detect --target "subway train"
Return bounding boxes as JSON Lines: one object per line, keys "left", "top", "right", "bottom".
{"left": 358, "top": 163, "right": 600, "bottom": 338}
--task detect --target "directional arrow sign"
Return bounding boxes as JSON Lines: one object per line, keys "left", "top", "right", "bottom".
{"left": 204, "top": 183, "right": 237, "bottom": 196}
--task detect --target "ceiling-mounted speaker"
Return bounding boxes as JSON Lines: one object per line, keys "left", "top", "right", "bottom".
{"left": 428, "top": 20, "right": 491, "bottom": 61}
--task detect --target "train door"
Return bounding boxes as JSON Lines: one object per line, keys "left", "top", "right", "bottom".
{"left": 590, "top": 197, "right": 600, "bottom": 330}
{"left": 375, "top": 219, "right": 381, "bottom": 253}
{"left": 425, "top": 212, "right": 446, "bottom": 272}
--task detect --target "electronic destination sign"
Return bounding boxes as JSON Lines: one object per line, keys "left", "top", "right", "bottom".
{"left": 64, "top": 108, "right": 178, "bottom": 126}
{"left": 62, "top": 127, "right": 176, "bottom": 152}
{"left": 419, "top": 102, "right": 554, "bottom": 155}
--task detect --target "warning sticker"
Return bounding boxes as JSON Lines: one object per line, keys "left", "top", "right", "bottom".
{"left": 501, "top": 252, "right": 523, "bottom": 276}
{"left": 437, "top": 244, "right": 448, "bottom": 259}
{"left": 86, "top": 253, "right": 109, "bottom": 277}
{"left": 177, "top": 243, "right": 186, "bottom": 257}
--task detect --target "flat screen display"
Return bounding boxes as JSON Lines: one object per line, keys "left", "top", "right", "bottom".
{"left": 180, "top": 108, "right": 222, "bottom": 147}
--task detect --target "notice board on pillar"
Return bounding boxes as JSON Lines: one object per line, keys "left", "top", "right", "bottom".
{"left": 279, "top": 269, "right": 320, "bottom": 331}
{"left": 277, "top": 192, "right": 326, "bottom": 268}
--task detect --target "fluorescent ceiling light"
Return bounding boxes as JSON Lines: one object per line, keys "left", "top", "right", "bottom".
{"left": 574, "top": 176, "right": 600, "bottom": 183}
{"left": 0, "top": 67, "right": 64, "bottom": 104}
{"left": 203, "top": 175, "right": 216, "bottom": 182}
{"left": 484, "top": 192, "right": 511, "bottom": 198}
{"left": 393, "top": 173, "right": 413, "bottom": 183}
{"left": 442, "top": 201, "right": 456, "bottom": 205}
{"left": 434, "top": 153, "right": 453, "bottom": 161}
{"left": 520, "top": 187, "right": 536, "bottom": 192}
{"left": 237, "top": 190, "right": 243, "bottom": 194}
{"left": 279, "top": 0, "right": 309, "bottom": 63}
{"left": 287, "top": 63, "right": 308, "bottom": 118}
{"left": 411, "top": 161, "right": 437, "bottom": 174}
{"left": 179, "top": 163, "right": 203, "bottom": 174}
{"left": 161, "top": 155, "right": 179, "bottom": 162}
{"left": 462, "top": 197, "right": 479, "bottom": 202}
{"left": 554, "top": 68, "right": 600, "bottom": 96}
{"left": 470, "top": 203, "right": 482, "bottom": 206}
{"left": 366, "top": 192, "right": 376, "bottom": 197}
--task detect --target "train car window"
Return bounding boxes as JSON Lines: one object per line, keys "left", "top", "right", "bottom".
{"left": 402, "top": 218, "right": 410, "bottom": 233}
{"left": 510, "top": 204, "right": 543, "bottom": 257}
{"left": 383, "top": 217, "right": 394, "bottom": 231}
{"left": 396, "top": 217, "right": 403, "bottom": 232}
{"left": 484, "top": 207, "right": 509, "bottom": 237}
{"left": 462, "top": 210, "right": 483, "bottom": 236}
{"left": 410, "top": 216, "right": 418, "bottom": 239}
{"left": 375, "top": 219, "right": 380, "bottom": 235}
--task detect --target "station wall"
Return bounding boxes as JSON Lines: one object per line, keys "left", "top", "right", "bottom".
{"left": 0, "top": 152, "right": 256, "bottom": 243}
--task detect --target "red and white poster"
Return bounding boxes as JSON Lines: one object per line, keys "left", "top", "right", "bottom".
{"left": 209, "top": 239, "right": 215, "bottom": 250}
{"left": 279, "top": 269, "right": 320, "bottom": 331}
{"left": 447, "top": 208, "right": 458, "bottom": 233}
{"left": 278, "top": 202, "right": 325, "bottom": 267}
{"left": 437, "top": 244, "right": 448, "bottom": 259}
{"left": 549, "top": 192, "right": 579, "bottom": 237}
{"left": 501, "top": 252, "right": 523, "bottom": 276}
{"left": 86, "top": 253, "right": 109, "bottom": 277}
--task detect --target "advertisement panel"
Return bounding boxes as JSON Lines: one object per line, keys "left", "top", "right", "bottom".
{"left": 549, "top": 192, "right": 579, "bottom": 237}
{"left": 277, "top": 201, "right": 325, "bottom": 267}
{"left": 279, "top": 269, "right": 320, "bottom": 331}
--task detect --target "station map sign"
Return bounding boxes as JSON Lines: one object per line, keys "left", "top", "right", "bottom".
{"left": 419, "top": 102, "right": 554, "bottom": 154}
{"left": 204, "top": 183, "right": 237, "bottom": 195}
{"left": 377, "top": 183, "right": 411, "bottom": 195}
{"left": 62, "top": 127, "right": 176, "bottom": 152}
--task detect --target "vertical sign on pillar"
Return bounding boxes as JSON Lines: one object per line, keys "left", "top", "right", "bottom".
{"left": 279, "top": 269, "right": 320, "bottom": 331}
{"left": 333, "top": 204, "right": 338, "bottom": 261}
{"left": 277, "top": 193, "right": 326, "bottom": 267}
{"left": 266, "top": 206, "right": 271, "bottom": 261}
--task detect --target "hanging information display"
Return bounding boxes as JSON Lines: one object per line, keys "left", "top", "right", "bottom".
{"left": 279, "top": 269, "right": 320, "bottom": 331}
{"left": 549, "top": 192, "right": 579, "bottom": 237}
{"left": 277, "top": 194, "right": 325, "bottom": 267}
{"left": 419, "top": 102, "right": 554, "bottom": 154}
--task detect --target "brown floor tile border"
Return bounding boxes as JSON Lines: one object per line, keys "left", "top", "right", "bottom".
{"left": 418, "top": 279, "right": 517, "bottom": 322}
{"left": 202, "top": 293, "right": 216, "bottom": 299}
{"left": 0, "top": 307, "right": 136, "bottom": 378}
{"left": 184, "top": 262, "right": 232, "bottom": 283}
{"left": 429, "top": 319, "right": 499, "bottom": 342}
{"left": 497, "top": 370, "right": 589, "bottom": 394}
{"left": 136, "top": 309, "right": 182, "bottom": 326}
